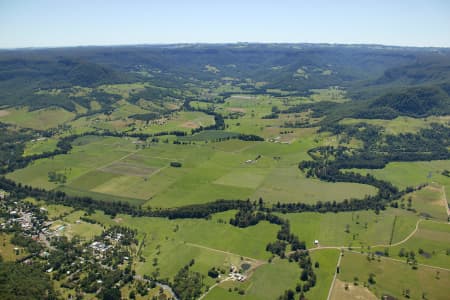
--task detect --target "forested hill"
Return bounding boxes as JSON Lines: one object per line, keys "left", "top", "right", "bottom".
{"left": 1, "top": 44, "right": 449, "bottom": 115}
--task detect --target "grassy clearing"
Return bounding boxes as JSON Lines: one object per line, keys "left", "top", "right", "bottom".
{"left": 204, "top": 259, "right": 300, "bottom": 300}
{"left": 0, "top": 233, "right": 28, "bottom": 261}
{"left": 23, "top": 138, "right": 58, "bottom": 156}
{"left": 0, "top": 107, "right": 75, "bottom": 129}
{"left": 405, "top": 185, "right": 448, "bottom": 220}
{"left": 44, "top": 204, "right": 75, "bottom": 220}
{"left": 306, "top": 249, "right": 340, "bottom": 300}
{"left": 180, "top": 130, "right": 239, "bottom": 141}
{"left": 139, "top": 111, "right": 215, "bottom": 134}
{"left": 285, "top": 209, "right": 419, "bottom": 248}
{"left": 352, "top": 160, "right": 450, "bottom": 190}
{"left": 254, "top": 166, "right": 377, "bottom": 205}
{"left": 330, "top": 278, "right": 377, "bottom": 300}
{"left": 7, "top": 136, "right": 143, "bottom": 201}
{"left": 310, "top": 87, "right": 348, "bottom": 103}
{"left": 341, "top": 115, "right": 450, "bottom": 135}
{"left": 98, "top": 82, "right": 148, "bottom": 99}
{"left": 338, "top": 251, "right": 450, "bottom": 300}
{"left": 375, "top": 220, "right": 450, "bottom": 269}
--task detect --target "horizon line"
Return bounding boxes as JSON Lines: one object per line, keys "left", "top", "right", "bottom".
{"left": 1, "top": 41, "right": 450, "bottom": 51}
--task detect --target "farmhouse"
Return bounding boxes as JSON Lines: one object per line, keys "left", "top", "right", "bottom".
{"left": 90, "top": 241, "right": 112, "bottom": 256}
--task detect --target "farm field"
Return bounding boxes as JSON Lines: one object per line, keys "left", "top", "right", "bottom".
{"left": 307, "top": 249, "right": 341, "bottom": 300}
{"left": 351, "top": 160, "right": 450, "bottom": 190}
{"left": 330, "top": 278, "right": 377, "bottom": 300}
{"left": 373, "top": 220, "right": 450, "bottom": 269}
{"left": 340, "top": 115, "right": 450, "bottom": 135}
{"left": 23, "top": 138, "right": 58, "bottom": 156}
{"left": 0, "top": 107, "right": 75, "bottom": 130}
{"left": 8, "top": 134, "right": 378, "bottom": 208}
{"left": 285, "top": 209, "right": 419, "bottom": 248}
{"left": 203, "top": 259, "right": 301, "bottom": 300}
{"left": 337, "top": 251, "right": 450, "bottom": 300}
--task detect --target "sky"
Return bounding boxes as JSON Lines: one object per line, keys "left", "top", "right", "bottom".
{"left": 0, "top": 0, "right": 449, "bottom": 48}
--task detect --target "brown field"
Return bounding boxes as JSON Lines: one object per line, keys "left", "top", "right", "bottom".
{"left": 99, "top": 162, "right": 158, "bottom": 177}
{"left": 0, "top": 109, "right": 10, "bottom": 117}
{"left": 227, "top": 107, "right": 246, "bottom": 113}
{"left": 331, "top": 279, "right": 378, "bottom": 300}
{"left": 181, "top": 121, "right": 199, "bottom": 129}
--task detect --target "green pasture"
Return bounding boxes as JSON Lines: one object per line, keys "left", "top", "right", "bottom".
{"left": 310, "top": 87, "right": 348, "bottom": 103}
{"left": 88, "top": 212, "right": 279, "bottom": 286}
{"left": 285, "top": 209, "right": 419, "bottom": 248}
{"left": 306, "top": 249, "right": 341, "bottom": 300}
{"left": 0, "top": 107, "right": 75, "bottom": 130}
{"left": 374, "top": 220, "right": 450, "bottom": 269}
{"left": 338, "top": 251, "right": 450, "bottom": 300}
{"left": 8, "top": 133, "right": 380, "bottom": 208}
{"left": 204, "top": 259, "right": 301, "bottom": 300}
{"left": 139, "top": 111, "right": 215, "bottom": 134}
{"left": 340, "top": 115, "right": 450, "bottom": 135}
{"left": 23, "top": 138, "right": 58, "bottom": 156}
{"left": 7, "top": 135, "right": 137, "bottom": 190}
{"left": 98, "top": 82, "right": 148, "bottom": 99}
{"left": 352, "top": 160, "right": 450, "bottom": 192}
{"left": 405, "top": 185, "right": 448, "bottom": 220}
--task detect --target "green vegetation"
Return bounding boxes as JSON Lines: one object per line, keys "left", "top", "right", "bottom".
{"left": 1, "top": 44, "right": 450, "bottom": 299}
{"left": 0, "top": 262, "right": 56, "bottom": 299}
{"left": 338, "top": 251, "right": 450, "bottom": 300}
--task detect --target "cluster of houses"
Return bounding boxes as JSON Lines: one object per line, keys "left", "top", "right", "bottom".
{"left": 228, "top": 265, "right": 246, "bottom": 282}
{"left": 30, "top": 137, "right": 47, "bottom": 143}
{"left": 268, "top": 136, "right": 291, "bottom": 144}
{"left": 1, "top": 207, "right": 38, "bottom": 232}
{"left": 90, "top": 241, "right": 113, "bottom": 257}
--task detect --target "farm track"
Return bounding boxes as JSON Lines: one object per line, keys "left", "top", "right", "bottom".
{"left": 345, "top": 250, "right": 450, "bottom": 272}
{"left": 429, "top": 182, "right": 450, "bottom": 219}
{"left": 198, "top": 277, "right": 232, "bottom": 300}
{"left": 315, "top": 218, "right": 450, "bottom": 300}
{"left": 308, "top": 218, "right": 423, "bottom": 253}
{"left": 185, "top": 242, "right": 264, "bottom": 264}
{"left": 95, "top": 149, "right": 141, "bottom": 171}
{"left": 185, "top": 241, "right": 267, "bottom": 299}
{"left": 441, "top": 185, "right": 450, "bottom": 218}
{"left": 326, "top": 252, "right": 343, "bottom": 300}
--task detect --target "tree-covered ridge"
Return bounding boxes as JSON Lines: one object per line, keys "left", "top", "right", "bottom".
{"left": 0, "top": 262, "right": 57, "bottom": 300}
{"left": 1, "top": 44, "right": 447, "bottom": 109}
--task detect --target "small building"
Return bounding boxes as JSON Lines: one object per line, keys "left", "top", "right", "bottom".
{"left": 314, "top": 240, "right": 319, "bottom": 246}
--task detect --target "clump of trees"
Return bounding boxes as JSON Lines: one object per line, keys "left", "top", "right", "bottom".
{"left": 172, "top": 261, "right": 204, "bottom": 300}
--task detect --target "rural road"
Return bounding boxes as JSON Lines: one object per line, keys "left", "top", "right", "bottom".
{"left": 326, "top": 251, "right": 343, "bottom": 300}
{"left": 441, "top": 185, "right": 450, "bottom": 218}
{"left": 198, "top": 277, "right": 232, "bottom": 300}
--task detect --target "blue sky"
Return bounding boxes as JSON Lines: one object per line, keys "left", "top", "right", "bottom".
{"left": 0, "top": 0, "right": 449, "bottom": 48}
